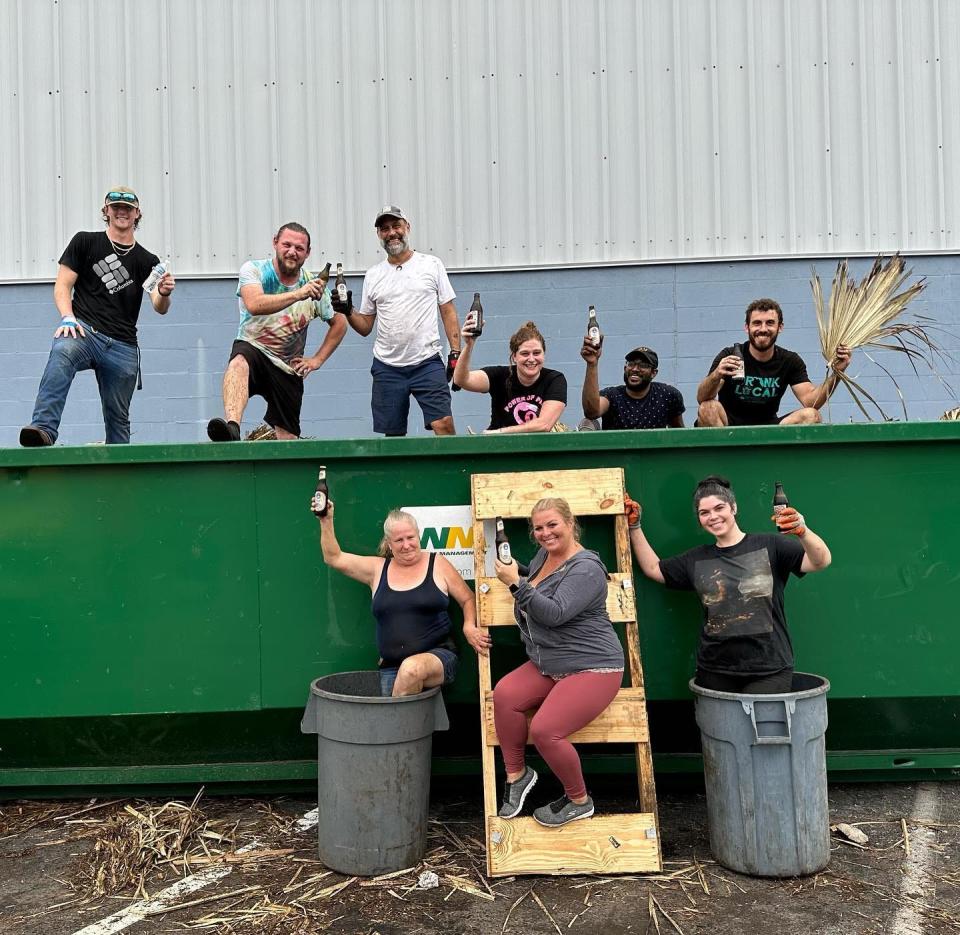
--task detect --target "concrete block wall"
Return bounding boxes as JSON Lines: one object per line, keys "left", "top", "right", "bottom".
{"left": 1, "top": 255, "right": 958, "bottom": 446}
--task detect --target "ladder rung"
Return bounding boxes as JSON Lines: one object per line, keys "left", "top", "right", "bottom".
{"left": 488, "top": 813, "right": 660, "bottom": 876}
{"left": 472, "top": 468, "right": 625, "bottom": 519}
{"left": 483, "top": 688, "right": 649, "bottom": 745}
{"left": 477, "top": 573, "right": 636, "bottom": 626}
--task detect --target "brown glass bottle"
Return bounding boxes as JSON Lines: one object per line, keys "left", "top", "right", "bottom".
{"left": 495, "top": 516, "right": 513, "bottom": 564}
{"left": 772, "top": 481, "right": 788, "bottom": 532}
{"left": 467, "top": 292, "right": 484, "bottom": 337}
{"left": 335, "top": 263, "right": 348, "bottom": 305}
{"left": 312, "top": 466, "right": 330, "bottom": 517}
{"left": 586, "top": 305, "right": 602, "bottom": 348}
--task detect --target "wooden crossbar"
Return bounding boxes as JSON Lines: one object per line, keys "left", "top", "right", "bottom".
{"left": 483, "top": 688, "right": 650, "bottom": 745}
{"left": 471, "top": 467, "right": 663, "bottom": 877}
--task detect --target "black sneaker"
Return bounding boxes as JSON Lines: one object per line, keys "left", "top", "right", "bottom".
{"left": 533, "top": 794, "right": 594, "bottom": 827}
{"left": 207, "top": 418, "right": 241, "bottom": 442}
{"left": 498, "top": 767, "right": 538, "bottom": 818}
{"left": 19, "top": 426, "right": 54, "bottom": 447}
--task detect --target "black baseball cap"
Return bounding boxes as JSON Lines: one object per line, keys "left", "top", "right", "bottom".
{"left": 625, "top": 346, "right": 658, "bottom": 368}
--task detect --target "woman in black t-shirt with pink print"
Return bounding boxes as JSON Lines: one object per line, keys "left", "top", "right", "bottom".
{"left": 627, "top": 475, "right": 833, "bottom": 694}
{"left": 452, "top": 320, "right": 567, "bottom": 433}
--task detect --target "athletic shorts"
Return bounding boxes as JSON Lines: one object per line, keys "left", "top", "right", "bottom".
{"left": 371, "top": 354, "right": 452, "bottom": 436}
{"left": 229, "top": 340, "right": 303, "bottom": 436}
{"left": 378, "top": 646, "right": 459, "bottom": 697}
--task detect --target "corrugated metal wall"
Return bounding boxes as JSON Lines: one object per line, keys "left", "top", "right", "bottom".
{"left": 2, "top": 0, "right": 958, "bottom": 280}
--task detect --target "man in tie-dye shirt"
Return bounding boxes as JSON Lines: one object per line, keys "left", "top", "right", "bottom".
{"left": 207, "top": 222, "right": 347, "bottom": 441}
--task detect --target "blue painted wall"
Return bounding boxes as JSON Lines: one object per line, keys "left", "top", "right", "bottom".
{"left": 2, "top": 256, "right": 957, "bottom": 446}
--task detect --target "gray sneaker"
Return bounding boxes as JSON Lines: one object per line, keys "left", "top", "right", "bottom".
{"left": 498, "top": 767, "right": 538, "bottom": 818}
{"left": 533, "top": 794, "right": 595, "bottom": 827}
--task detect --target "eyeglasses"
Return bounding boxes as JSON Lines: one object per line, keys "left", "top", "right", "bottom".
{"left": 624, "top": 361, "right": 654, "bottom": 371}
{"left": 105, "top": 191, "right": 138, "bottom": 205}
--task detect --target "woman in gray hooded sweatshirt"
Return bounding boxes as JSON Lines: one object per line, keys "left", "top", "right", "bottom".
{"left": 492, "top": 497, "right": 624, "bottom": 827}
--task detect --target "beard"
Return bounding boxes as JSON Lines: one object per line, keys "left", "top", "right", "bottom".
{"left": 748, "top": 332, "right": 778, "bottom": 352}
{"left": 624, "top": 370, "right": 653, "bottom": 393}
{"left": 275, "top": 252, "right": 304, "bottom": 276}
{"left": 382, "top": 234, "right": 409, "bottom": 257}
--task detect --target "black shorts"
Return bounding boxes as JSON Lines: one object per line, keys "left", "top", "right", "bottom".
{"left": 229, "top": 340, "right": 303, "bottom": 436}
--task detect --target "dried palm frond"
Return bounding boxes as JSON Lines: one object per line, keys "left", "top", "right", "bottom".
{"left": 941, "top": 406, "right": 960, "bottom": 421}
{"left": 245, "top": 423, "right": 277, "bottom": 441}
{"left": 811, "top": 254, "right": 953, "bottom": 421}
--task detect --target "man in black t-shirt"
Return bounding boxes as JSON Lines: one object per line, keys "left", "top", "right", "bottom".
{"left": 581, "top": 342, "right": 684, "bottom": 429}
{"left": 20, "top": 187, "right": 175, "bottom": 446}
{"left": 696, "top": 299, "right": 851, "bottom": 427}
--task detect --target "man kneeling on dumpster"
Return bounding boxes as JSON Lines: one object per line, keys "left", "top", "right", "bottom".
{"left": 313, "top": 497, "right": 484, "bottom": 696}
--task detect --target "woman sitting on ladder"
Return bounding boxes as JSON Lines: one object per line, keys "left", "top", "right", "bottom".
{"left": 489, "top": 497, "right": 623, "bottom": 827}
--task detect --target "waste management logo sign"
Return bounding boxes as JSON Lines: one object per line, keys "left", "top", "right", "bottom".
{"left": 402, "top": 505, "right": 476, "bottom": 579}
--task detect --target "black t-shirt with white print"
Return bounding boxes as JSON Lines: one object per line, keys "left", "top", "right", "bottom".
{"left": 59, "top": 231, "right": 160, "bottom": 345}
{"left": 659, "top": 533, "right": 805, "bottom": 675}
{"left": 482, "top": 365, "right": 567, "bottom": 430}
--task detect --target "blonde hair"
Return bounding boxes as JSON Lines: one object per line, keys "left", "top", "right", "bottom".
{"left": 529, "top": 497, "right": 581, "bottom": 542}
{"left": 377, "top": 509, "right": 421, "bottom": 557}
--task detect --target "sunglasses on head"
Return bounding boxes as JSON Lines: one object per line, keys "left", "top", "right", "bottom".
{"left": 105, "top": 191, "right": 138, "bottom": 205}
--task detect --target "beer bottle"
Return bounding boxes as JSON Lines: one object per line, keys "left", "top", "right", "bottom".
{"left": 731, "top": 342, "right": 745, "bottom": 382}
{"left": 312, "top": 466, "right": 330, "bottom": 517}
{"left": 315, "top": 262, "right": 332, "bottom": 285}
{"left": 772, "top": 481, "right": 788, "bottom": 532}
{"left": 495, "top": 516, "right": 513, "bottom": 564}
{"left": 335, "top": 263, "right": 348, "bottom": 305}
{"left": 467, "top": 292, "right": 484, "bottom": 337}
{"left": 586, "top": 305, "right": 602, "bottom": 348}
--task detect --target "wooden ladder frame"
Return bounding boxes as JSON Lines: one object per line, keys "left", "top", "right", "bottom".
{"left": 471, "top": 467, "right": 662, "bottom": 877}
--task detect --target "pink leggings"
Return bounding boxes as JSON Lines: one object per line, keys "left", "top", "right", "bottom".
{"left": 493, "top": 661, "right": 623, "bottom": 801}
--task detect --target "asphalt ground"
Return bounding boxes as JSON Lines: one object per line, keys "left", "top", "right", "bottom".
{"left": 0, "top": 780, "right": 958, "bottom": 935}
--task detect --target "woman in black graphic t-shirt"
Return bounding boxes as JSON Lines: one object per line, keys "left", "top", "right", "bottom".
{"left": 627, "top": 476, "right": 833, "bottom": 693}
{"left": 453, "top": 320, "right": 567, "bottom": 432}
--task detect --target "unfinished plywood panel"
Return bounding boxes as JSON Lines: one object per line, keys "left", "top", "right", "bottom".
{"left": 471, "top": 467, "right": 661, "bottom": 877}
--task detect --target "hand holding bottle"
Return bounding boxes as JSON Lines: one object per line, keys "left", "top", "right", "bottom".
{"left": 772, "top": 506, "right": 806, "bottom": 536}
{"left": 330, "top": 288, "right": 353, "bottom": 316}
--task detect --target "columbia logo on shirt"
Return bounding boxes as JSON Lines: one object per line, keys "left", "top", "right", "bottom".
{"left": 92, "top": 254, "right": 133, "bottom": 294}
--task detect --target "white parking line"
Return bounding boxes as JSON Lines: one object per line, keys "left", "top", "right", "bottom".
{"left": 72, "top": 807, "right": 318, "bottom": 935}
{"left": 887, "top": 783, "right": 942, "bottom": 935}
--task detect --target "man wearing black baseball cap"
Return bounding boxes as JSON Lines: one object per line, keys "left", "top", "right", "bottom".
{"left": 581, "top": 341, "right": 685, "bottom": 429}
{"left": 331, "top": 205, "right": 462, "bottom": 436}
{"left": 19, "top": 186, "right": 175, "bottom": 446}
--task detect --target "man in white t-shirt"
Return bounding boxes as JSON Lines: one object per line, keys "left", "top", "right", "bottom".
{"left": 333, "top": 206, "right": 461, "bottom": 436}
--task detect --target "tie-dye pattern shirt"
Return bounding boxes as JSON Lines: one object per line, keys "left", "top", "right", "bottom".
{"left": 236, "top": 258, "right": 334, "bottom": 374}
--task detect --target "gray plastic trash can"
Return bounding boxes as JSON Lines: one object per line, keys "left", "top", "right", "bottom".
{"left": 300, "top": 671, "right": 449, "bottom": 876}
{"left": 690, "top": 673, "right": 831, "bottom": 877}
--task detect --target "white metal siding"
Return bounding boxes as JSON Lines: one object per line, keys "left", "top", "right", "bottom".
{"left": 2, "top": 0, "right": 958, "bottom": 280}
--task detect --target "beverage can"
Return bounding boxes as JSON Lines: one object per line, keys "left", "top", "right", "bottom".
{"left": 142, "top": 262, "right": 166, "bottom": 293}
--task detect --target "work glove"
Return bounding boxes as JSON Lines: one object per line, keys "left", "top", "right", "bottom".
{"left": 330, "top": 288, "right": 352, "bottom": 317}
{"left": 624, "top": 493, "right": 642, "bottom": 529}
{"left": 447, "top": 350, "right": 461, "bottom": 391}
{"left": 773, "top": 506, "right": 806, "bottom": 537}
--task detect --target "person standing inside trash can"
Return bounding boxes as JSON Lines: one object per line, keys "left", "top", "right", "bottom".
{"left": 315, "top": 500, "right": 484, "bottom": 696}
{"left": 628, "top": 475, "right": 832, "bottom": 693}
{"left": 490, "top": 498, "right": 624, "bottom": 827}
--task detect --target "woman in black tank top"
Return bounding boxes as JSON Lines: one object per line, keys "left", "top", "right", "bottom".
{"left": 315, "top": 500, "right": 486, "bottom": 696}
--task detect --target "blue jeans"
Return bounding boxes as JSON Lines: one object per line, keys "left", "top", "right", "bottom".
{"left": 30, "top": 324, "right": 139, "bottom": 444}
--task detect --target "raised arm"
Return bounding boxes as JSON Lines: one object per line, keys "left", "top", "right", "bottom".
{"left": 697, "top": 353, "right": 739, "bottom": 403}
{"left": 452, "top": 323, "right": 491, "bottom": 393}
{"left": 580, "top": 339, "right": 610, "bottom": 420}
{"left": 316, "top": 501, "right": 382, "bottom": 587}
{"left": 773, "top": 506, "right": 832, "bottom": 572}
{"left": 791, "top": 346, "right": 852, "bottom": 410}
{"left": 240, "top": 278, "right": 327, "bottom": 317}
{"left": 625, "top": 497, "right": 666, "bottom": 583}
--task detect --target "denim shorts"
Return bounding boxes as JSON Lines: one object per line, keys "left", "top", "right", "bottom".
{"left": 379, "top": 647, "right": 459, "bottom": 697}
{"left": 371, "top": 354, "right": 452, "bottom": 435}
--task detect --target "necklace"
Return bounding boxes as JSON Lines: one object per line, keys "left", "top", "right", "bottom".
{"left": 106, "top": 232, "right": 135, "bottom": 257}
